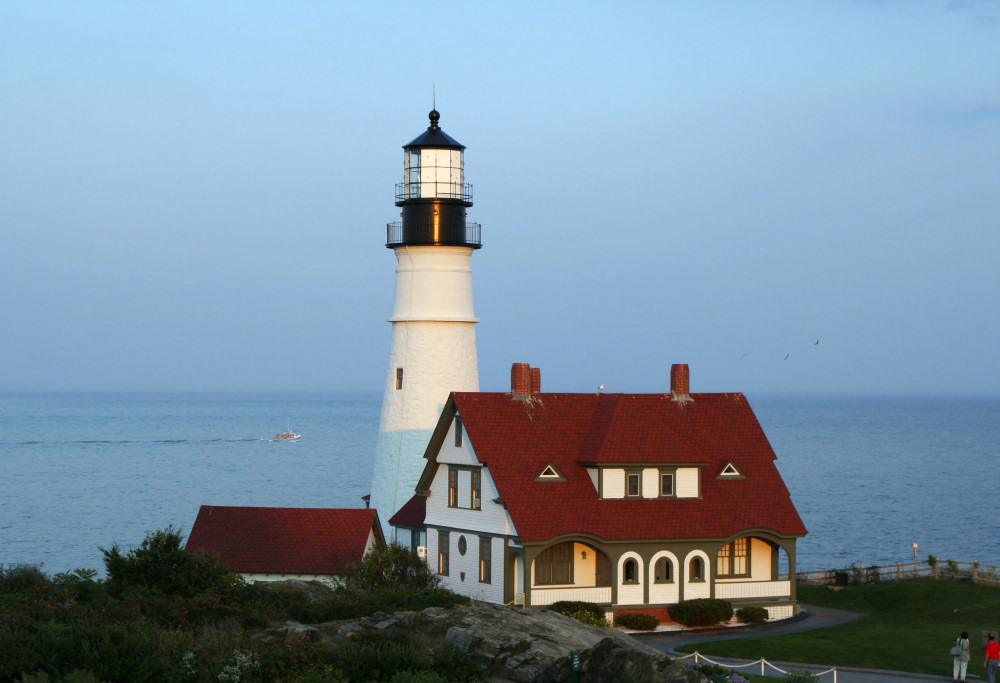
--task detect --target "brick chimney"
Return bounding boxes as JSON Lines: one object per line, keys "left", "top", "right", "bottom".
{"left": 670, "top": 364, "right": 690, "bottom": 398}
{"left": 511, "top": 363, "right": 541, "bottom": 398}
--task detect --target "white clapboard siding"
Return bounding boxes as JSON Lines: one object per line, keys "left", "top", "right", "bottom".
{"left": 436, "top": 533, "right": 504, "bottom": 604}
{"left": 676, "top": 468, "right": 699, "bottom": 498}
{"left": 602, "top": 469, "right": 625, "bottom": 498}
{"left": 642, "top": 468, "right": 659, "bottom": 498}
{"left": 425, "top": 464, "right": 513, "bottom": 537}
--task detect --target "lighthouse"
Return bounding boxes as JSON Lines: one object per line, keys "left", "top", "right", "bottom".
{"left": 369, "top": 110, "right": 482, "bottom": 536}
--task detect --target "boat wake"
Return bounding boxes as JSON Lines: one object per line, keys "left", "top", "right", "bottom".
{"left": 11, "top": 437, "right": 271, "bottom": 446}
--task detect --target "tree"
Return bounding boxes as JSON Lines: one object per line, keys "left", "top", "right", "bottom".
{"left": 102, "top": 526, "right": 238, "bottom": 598}
{"left": 343, "top": 542, "right": 440, "bottom": 592}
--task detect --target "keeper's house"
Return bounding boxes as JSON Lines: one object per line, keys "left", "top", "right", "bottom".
{"left": 187, "top": 506, "right": 384, "bottom": 585}
{"left": 393, "top": 363, "right": 807, "bottom": 621}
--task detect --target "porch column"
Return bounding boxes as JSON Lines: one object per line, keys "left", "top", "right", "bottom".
{"left": 786, "top": 542, "right": 798, "bottom": 605}
{"left": 523, "top": 547, "right": 538, "bottom": 608}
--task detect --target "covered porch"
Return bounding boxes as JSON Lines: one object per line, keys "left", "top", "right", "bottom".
{"left": 518, "top": 540, "right": 612, "bottom": 608}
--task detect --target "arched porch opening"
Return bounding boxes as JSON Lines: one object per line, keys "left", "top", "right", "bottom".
{"left": 712, "top": 534, "right": 797, "bottom": 604}
{"left": 527, "top": 540, "right": 612, "bottom": 607}
{"left": 648, "top": 550, "right": 680, "bottom": 605}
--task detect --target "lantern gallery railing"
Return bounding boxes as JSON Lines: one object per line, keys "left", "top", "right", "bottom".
{"left": 386, "top": 221, "right": 482, "bottom": 248}
{"left": 395, "top": 181, "right": 473, "bottom": 203}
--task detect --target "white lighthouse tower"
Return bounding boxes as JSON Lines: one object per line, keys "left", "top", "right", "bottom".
{"left": 369, "top": 110, "right": 482, "bottom": 536}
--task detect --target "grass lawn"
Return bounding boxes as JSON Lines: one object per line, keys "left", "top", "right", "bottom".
{"left": 675, "top": 578, "right": 1000, "bottom": 677}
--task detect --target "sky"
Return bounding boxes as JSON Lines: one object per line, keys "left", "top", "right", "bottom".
{"left": 1, "top": 1, "right": 998, "bottom": 396}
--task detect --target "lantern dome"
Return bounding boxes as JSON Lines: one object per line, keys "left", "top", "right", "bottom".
{"left": 387, "top": 110, "right": 481, "bottom": 249}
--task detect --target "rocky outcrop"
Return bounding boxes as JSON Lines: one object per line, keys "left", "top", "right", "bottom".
{"left": 252, "top": 602, "right": 705, "bottom": 682}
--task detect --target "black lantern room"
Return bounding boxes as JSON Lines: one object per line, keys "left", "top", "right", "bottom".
{"left": 386, "top": 110, "right": 482, "bottom": 249}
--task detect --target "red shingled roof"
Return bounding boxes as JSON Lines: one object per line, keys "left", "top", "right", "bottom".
{"left": 389, "top": 494, "right": 426, "bottom": 528}
{"left": 186, "top": 506, "right": 382, "bottom": 575}
{"left": 447, "top": 392, "right": 807, "bottom": 543}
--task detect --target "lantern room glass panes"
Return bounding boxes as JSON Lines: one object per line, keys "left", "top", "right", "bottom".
{"left": 403, "top": 147, "right": 464, "bottom": 199}
{"left": 406, "top": 150, "right": 420, "bottom": 188}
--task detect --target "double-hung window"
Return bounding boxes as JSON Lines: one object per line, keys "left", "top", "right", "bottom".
{"left": 479, "top": 537, "right": 491, "bottom": 583}
{"left": 448, "top": 468, "right": 458, "bottom": 507}
{"left": 471, "top": 469, "right": 481, "bottom": 510}
{"left": 659, "top": 471, "right": 675, "bottom": 497}
{"left": 448, "top": 465, "right": 482, "bottom": 510}
{"left": 438, "top": 531, "right": 450, "bottom": 576}
{"left": 717, "top": 538, "right": 749, "bottom": 577}
{"left": 626, "top": 471, "right": 641, "bottom": 497}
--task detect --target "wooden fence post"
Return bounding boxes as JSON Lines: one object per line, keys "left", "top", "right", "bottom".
{"left": 897, "top": 562, "right": 901, "bottom": 581}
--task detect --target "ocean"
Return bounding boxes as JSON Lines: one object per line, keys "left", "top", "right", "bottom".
{"left": 1, "top": 393, "right": 997, "bottom": 576}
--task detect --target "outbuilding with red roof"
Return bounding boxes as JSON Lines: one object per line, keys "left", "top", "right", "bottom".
{"left": 187, "top": 506, "right": 384, "bottom": 585}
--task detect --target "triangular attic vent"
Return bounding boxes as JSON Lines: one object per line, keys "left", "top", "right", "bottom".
{"left": 719, "top": 462, "right": 744, "bottom": 478}
{"left": 536, "top": 464, "right": 565, "bottom": 481}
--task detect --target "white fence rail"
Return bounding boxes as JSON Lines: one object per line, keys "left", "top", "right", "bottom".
{"left": 675, "top": 651, "right": 840, "bottom": 682}
{"left": 794, "top": 559, "right": 1000, "bottom": 587}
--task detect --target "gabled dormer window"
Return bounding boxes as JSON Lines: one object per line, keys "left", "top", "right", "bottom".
{"left": 718, "top": 461, "right": 744, "bottom": 479}
{"left": 454, "top": 415, "right": 463, "bottom": 447}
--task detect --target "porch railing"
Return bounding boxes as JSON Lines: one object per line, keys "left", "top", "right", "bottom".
{"left": 714, "top": 580, "right": 791, "bottom": 600}
{"left": 530, "top": 586, "right": 612, "bottom": 607}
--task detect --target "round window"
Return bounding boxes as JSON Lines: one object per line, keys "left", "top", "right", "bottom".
{"left": 458, "top": 535, "right": 467, "bottom": 555}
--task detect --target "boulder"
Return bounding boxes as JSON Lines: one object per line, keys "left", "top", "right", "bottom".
{"left": 257, "top": 602, "right": 704, "bottom": 682}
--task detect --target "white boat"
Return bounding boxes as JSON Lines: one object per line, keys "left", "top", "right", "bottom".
{"left": 273, "top": 429, "right": 301, "bottom": 441}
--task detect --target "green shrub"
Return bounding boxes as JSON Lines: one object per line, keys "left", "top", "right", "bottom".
{"left": 615, "top": 612, "right": 659, "bottom": 630}
{"left": 735, "top": 606, "right": 769, "bottom": 624}
{"left": 670, "top": 598, "right": 733, "bottom": 627}
{"left": 0, "top": 564, "right": 49, "bottom": 594}
{"left": 390, "top": 672, "right": 450, "bottom": 683}
{"left": 334, "top": 636, "right": 434, "bottom": 682}
{"left": 784, "top": 669, "right": 817, "bottom": 682}
{"left": 102, "top": 526, "right": 239, "bottom": 599}
{"left": 344, "top": 542, "right": 441, "bottom": 592}
{"left": 568, "top": 609, "right": 609, "bottom": 627}
{"left": 432, "top": 647, "right": 484, "bottom": 682}
{"left": 0, "top": 620, "right": 175, "bottom": 682}
{"left": 53, "top": 568, "right": 102, "bottom": 602}
{"left": 547, "top": 601, "right": 605, "bottom": 620}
